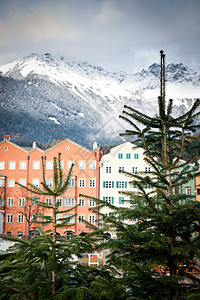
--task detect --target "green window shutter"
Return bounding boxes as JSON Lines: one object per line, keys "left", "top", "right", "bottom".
{"left": 125, "top": 182, "right": 127, "bottom": 188}
{"left": 103, "top": 197, "right": 105, "bottom": 201}
{"left": 134, "top": 153, "right": 139, "bottom": 159}
{"left": 111, "top": 197, "right": 114, "bottom": 204}
{"left": 103, "top": 181, "right": 106, "bottom": 188}
{"left": 119, "top": 197, "right": 122, "bottom": 204}
{"left": 116, "top": 181, "right": 119, "bottom": 188}
{"left": 112, "top": 181, "right": 114, "bottom": 188}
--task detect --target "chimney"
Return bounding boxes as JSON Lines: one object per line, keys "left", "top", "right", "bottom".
{"left": 32, "top": 141, "right": 37, "bottom": 148}
{"left": 93, "top": 141, "right": 98, "bottom": 150}
{"left": 4, "top": 135, "right": 10, "bottom": 141}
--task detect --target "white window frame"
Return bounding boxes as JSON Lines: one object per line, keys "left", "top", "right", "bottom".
{"left": 89, "top": 215, "right": 95, "bottom": 224}
{"left": 19, "top": 178, "right": 26, "bottom": 187}
{"left": 79, "top": 179, "right": 85, "bottom": 188}
{"left": 18, "top": 197, "right": 25, "bottom": 207}
{"left": 89, "top": 199, "right": 95, "bottom": 207}
{"left": 68, "top": 160, "right": 75, "bottom": 170}
{"left": 8, "top": 179, "right": 15, "bottom": 188}
{"left": 19, "top": 161, "right": 26, "bottom": 170}
{"left": 78, "top": 198, "right": 85, "bottom": 207}
{"left": 45, "top": 198, "right": 52, "bottom": 205}
{"left": 17, "top": 214, "right": 24, "bottom": 223}
{"left": 64, "top": 214, "right": 75, "bottom": 224}
{"left": 132, "top": 167, "right": 138, "bottom": 174}
{"left": 7, "top": 198, "right": 14, "bottom": 206}
{"left": 56, "top": 198, "right": 62, "bottom": 207}
{"left": 185, "top": 186, "right": 191, "bottom": 195}
{"left": 104, "top": 181, "right": 113, "bottom": 188}
{"left": 78, "top": 215, "right": 85, "bottom": 223}
{"left": 7, "top": 214, "right": 13, "bottom": 223}
{"left": 46, "top": 178, "right": 53, "bottom": 187}
{"left": 32, "top": 178, "right": 39, "bottom": 187}
{"left": 56, "top": 214, "right": 62, "bottom": 223}
{"left": 79, "top": 160, "right": 86, "bottom": 169}
{"left": 68, "top": 178, "right": 76, "bottom": 187}
{"left": 106, "top": 166, "right": 111, "bottom": 173}
{"left": 118, "top": 181, "right": 125, "bottom": 188}
{"left": 9, "top": 161, "right": 16, "bottom": 170}
{"left": 104, "top": 196, "right": 113, "bottom": 204}
{"left": 119, "top": 167, "right": 124, "bottom": 171}
{"left": 89, "top": 179, "right": 96, "bottom": 188}
{"left": 0, "top": 178, "right": 5, "bottom": 187}
{"left": 89, "top": 160, "right": 96, "bottom": 169}
{"left": 64, "top": 198, "right": 76, "bottom": 206}
{"left": 0, "top": 161, "right": 5, "bottom": 170}
{"left": 33, "top": 161, "right": 40, "bottom": 170}
{"left": 46, "top": 160, "right": 53, "bottom": 170}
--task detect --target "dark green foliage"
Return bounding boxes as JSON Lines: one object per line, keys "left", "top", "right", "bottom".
{"left": 0, "top": 153, "right": 127, "bottom": 299}
{"left": 95, "top": 52, "right": 200, "bottom": 299}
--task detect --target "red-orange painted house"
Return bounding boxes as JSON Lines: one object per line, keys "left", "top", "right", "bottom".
{"left": 195, "top": 160, "right": 200, "bottom": 203}
{"left": 0, "top": 135, "right": 102, "bottom": 238}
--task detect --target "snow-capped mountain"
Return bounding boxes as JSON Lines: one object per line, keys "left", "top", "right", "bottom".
{"left": 0, "top": 53, "right": 200, "bottom": 146}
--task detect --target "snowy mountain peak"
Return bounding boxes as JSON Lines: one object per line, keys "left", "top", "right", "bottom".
{"left": 0, "top": 52, "right": 200, "bottom": 110}
{"left": 0, "top": 53, "right": 199, "bottom": 86}
{"left": 147, "top": 63, "right": 160, "bottom": 77}
{"left": 0, "top": 53, "right": 200, "bottom": 145}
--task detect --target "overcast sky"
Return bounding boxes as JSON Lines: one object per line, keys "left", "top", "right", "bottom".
{"left": 0, "top": 0, "right": 200, "bottom": 73}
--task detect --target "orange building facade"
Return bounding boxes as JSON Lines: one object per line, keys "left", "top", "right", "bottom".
{"left": 0, "top": 136, "right": 102, "bottom": 238}
{"left": 195, "top": 161, "right": 200, "bottom": 203}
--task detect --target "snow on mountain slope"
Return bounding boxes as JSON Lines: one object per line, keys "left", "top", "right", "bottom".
{"left": 0, "top": 53, "right": 200, "bottom": 145}
{"left": 1, "top": 53, "right": 199, "bottom": 113}
{"left": 0, "top": 53, "right": 132, "bottom": 105}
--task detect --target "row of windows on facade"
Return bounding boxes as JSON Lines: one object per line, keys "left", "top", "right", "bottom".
{"left": 2, "top": 186, "right": 193, "bottom": 208}
{"left": 102, "top": 181, "right": 192, "bottom": 194}
{"left": 6, "top": 213, "right": 96, "bottom": 224}
{"left": 0, "top": 160, "right": 97, "bottom": 171}
{"left": 117, "top": 153, "right": 139, "bottom": 159}
{"left": 103, "top": 181, "right": 153, "bottom": 189}
{"left": 6, "top": 178, "right": 96, "bottom": 188}
{"left": 6, "top": 231, "right": 75, "bottom": 239}
{"left": 5, "top": 197, "right": 96, "bottom": 207}
{"left": 105, "top": 166, "right": 151, "bottom": 173}
{"left": 0, "top": 161, "right": 151, "bottom": 173}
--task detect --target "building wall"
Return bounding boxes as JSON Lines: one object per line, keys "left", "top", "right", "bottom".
{"left": 99, "top": 141, "right": 151, "bottom": 217}
{"left": 173, "top": 161, "right": 196, "bottom": 202}
{"left": 0, "top": 137, "right": 101, "bottom": 237}
{"left": 99, "top": 143, "right": 196, "bottom": 219}
{"left": 195, "top": 161, "right": 200, "bottom": 202}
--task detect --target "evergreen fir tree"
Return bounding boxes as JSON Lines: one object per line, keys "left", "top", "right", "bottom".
{"left": 96, "top": 50, "right": 200, "bottom": 299}
{"left": 0, "top": 153, "right": 104, "bottom": 299}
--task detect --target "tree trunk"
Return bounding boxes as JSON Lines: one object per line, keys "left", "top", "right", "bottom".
{"left": 52, "top": 194, "right": 56, "bottom": 294}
